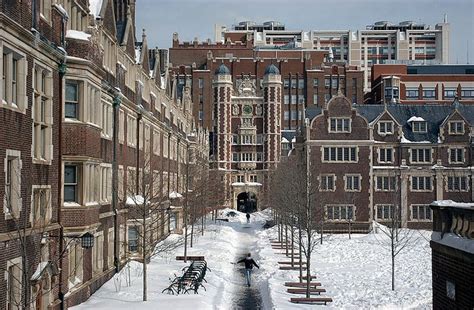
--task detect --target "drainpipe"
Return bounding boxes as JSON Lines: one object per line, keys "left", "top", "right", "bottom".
{"left": 112, "top": 91, "right": 121, "bottom": 273}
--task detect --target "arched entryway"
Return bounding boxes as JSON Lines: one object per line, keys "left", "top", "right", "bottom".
{"left": 237, "top": 192, "right": 258, "bottom": 213}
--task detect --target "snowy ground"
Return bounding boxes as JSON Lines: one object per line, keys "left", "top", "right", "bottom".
{"left": 73, "top": 209, "right": 432, "bottom": 309}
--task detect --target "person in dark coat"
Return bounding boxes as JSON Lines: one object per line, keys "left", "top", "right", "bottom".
{"left": 237, "top": 253, "right": 259, "bottom": 286}
{"left": 246, "top": 213, "right": 250, "bottom": 223}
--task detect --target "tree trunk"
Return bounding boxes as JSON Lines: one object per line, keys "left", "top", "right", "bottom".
{"left": 306, "top": 230, "right": 311, "bottom": 299}
{"left": 285, "top": 223, "right": 289, "bottom": 256}
{"left": 290, "top": 224, "right": 294, "bottom": 267}
{"left": 142, "top": 225, "right": 148, "bottom": 301}
{"left": 391, "top": 232, "right": 395, "bottom": 291}
{"left": 298, "top": 225, "right": 303, "bottom": 283}
{"left": 320, "top": 221, "right": 324, "bottom": 244}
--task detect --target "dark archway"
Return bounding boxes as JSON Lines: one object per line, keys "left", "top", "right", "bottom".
{"left": 237, "top": 192, "right": 257, "bottom": 213}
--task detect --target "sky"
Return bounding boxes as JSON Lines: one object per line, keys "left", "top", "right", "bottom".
{"left": 136, "top": 0, "right": 474, "bottom": 64}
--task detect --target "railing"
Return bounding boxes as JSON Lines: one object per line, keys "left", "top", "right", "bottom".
{"left": 431, "top": 202, "right": 474, "bottom": 240}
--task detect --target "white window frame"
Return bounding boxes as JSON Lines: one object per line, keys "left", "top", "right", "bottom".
{"left": 1, "top": 43, "right": 27, "bottom": 113}
{"left": 412, "top": 121, "right": 427, "bottom": 133}
{"left": 448, "top": 121, "right": 464, "bottom": 135}
{"left": 325, "top": 204, "right": 355, "bottom": 221}
{"left": 448, "top": 147, "right": 465, "bottom": 164}
{"left": 446, "top": 175, "right": 469, "bottom": 192}
{"left": 4, "top": 149, "right": 22, "bottom": 219}
{"left": 375, "top": 175, "right": 396, "bottom": 191}
{"left": 410, "top": 148, "right": 432, "bottom": 164}
{"left": 329, "top": 117, "right": 351, "bottom": 133}
{"left": 344, "top": 174, "right": 361, "bottom": 192}
{"left": 6, "top": 257, "right": 22, "bottom": 310}
{"left": 322, "top": 146, "right": 358, "bottom": 163}
{"left": 410, "top": 204, "right": 432, "bottom": 221}
{"left": 319, "top": 174, "right": 336, "bottom": 192}
{"left": 411, "top": 176, "right": 433, "bottom": 192}
{"left": 378, "top": 121, "right": 394, "bottom": 135}
{"left": 376, "top": 204, "right": 397, "bottom": 221}
{"left": 378, "top": 147, "right": 394, "bottom": 164}
{"left": 30, "top": 185, "right": 52, "bottom": 226}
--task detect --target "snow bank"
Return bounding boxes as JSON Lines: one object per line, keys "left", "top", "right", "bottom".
{"left": 125, "top": 195, "right": 145, "bottom": 205}
{"left": 169, "top": 191, "right": 183, "bottom": 199}
{"left": 431, "top": 200, "right": 474, "bottom": 209}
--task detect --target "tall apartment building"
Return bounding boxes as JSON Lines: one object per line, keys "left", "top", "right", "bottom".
{"left": 1, "top": 0, "right": 208, "bottom": 309}
{"left": 169, "top": 34, "right": 364, "bottom": 209}
{"left": 215, "top": 19, "right": 450, "bottom": 91}
{"left": 297, "top": 95, "right": 474, "bottom": 232}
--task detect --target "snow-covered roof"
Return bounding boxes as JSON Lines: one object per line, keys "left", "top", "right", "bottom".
{"left": 281, "top": 137, "right": 289, "bottom": 143}
{"left": 431, "top": 200, "right": 474, "bottom": 210}
{"left": 88, "top": 0, "right": 103, "bottom": 18}
{"left": 66, "top": 30, "right": 91, "bottom": 41}
{"left": 407, "top": 116, "right": 425, "bottom": 123}
{"left": 247, "top": 182, "right": 262, "bottom": 186}
{"left": 126, "top": 195, "right": 146, "bottom": 205}
{"left": 291, "top": 137, "right": 296, "bottom": 142}
{"left": 169, "top": 191, "right": 183, "bottom": 199}
{"left": 231, "top": 182, "right": 245, "bottom": 186}
{"left": 400, "top": 132, "right": 430, "bottom": 144}
{"left": 135, "top": 47, "right": 141, "bottom": 64}
{"left": 53, "top": 4, "right": 69, "bottom": 19}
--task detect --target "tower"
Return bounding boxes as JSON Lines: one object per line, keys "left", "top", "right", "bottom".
{"left": 262, "top": 64, "right": 282, "bottom": 169}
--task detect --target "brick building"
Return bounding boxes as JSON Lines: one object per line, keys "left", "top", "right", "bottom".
{"left": 169, "top": 36, "right": 364, "bottom": 209}
{"left": 430, "top": 201, "right": 474, "bottom": 309}
{"left": 215, "top": 19, "right": 450, "bottom": 91}
{"left": 1, "top": 0, "right": 208, "bottom": 309}
{"left": 300, "top": 95, "right": 474, "bottom": 231}
{"left": 370, "top": 64, "right": 474, "bottom": 104}
{"left": 1, "top": 1, "right": 67, "bottom": 309}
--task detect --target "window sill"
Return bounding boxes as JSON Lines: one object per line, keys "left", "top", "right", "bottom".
{"left": 33, "top": 158, "right": 52, "bottom": 166}
{"left": 1, "top": 101, "right": 27, "bottom": 114}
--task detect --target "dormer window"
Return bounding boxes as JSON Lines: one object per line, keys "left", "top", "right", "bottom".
{"left": 408, "top": 116, "right": 427, "bottom": 133}
{"left": 329, "top": 118, "right": 351, "bottom": 133}
{"left": 448, "top": 121, "right": 464, "bottom": 135}
{"left": 378, "top": 121, "right": 394, "bottom": 135}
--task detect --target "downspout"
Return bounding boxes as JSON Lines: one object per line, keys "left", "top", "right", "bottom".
{"left": 112, "top": 91, "right": 121, "bottom": 273}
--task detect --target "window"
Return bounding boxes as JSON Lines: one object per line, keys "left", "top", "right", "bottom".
{"left": 198, "top": 78, "right": 204, "bottom": 89}
{"left": 447, "top": 176, "right": 468, "bottom": 192}
{"left": 325, "top": 205, "right": 355, "bottom": 221}
{"left": 291, "top": 95, "right": 297, "bottom": 104}
{"left": 313, "top": 79, "right": 319, "bottom": 87}
{"left": 31, "top": 187, "right": 51, "bottom": 226}
{"left": 32, "top": 66, "right": 52, "bottom": 162}
{"left": 411, "top": 176, "right": 432, "bottom": 191}
{"left": 100, "top": 165, "right": 112, "bottom": 202}
{"left": 449, "top": 148, "right": 464, "bottom": 163}
{"left": 444, "top": 88, "right": 457, "bottom": 99}
{"left": 324, "top": 93, "right": 331, "bottom": 103}
{"left": 412, "top": 121, "right": 427, "bottom": 133}
{"left": 331, "top": 77, "right": 338, "bottom": 89}
{"left": 64, "top": 165, "right": 78, "bottom": 203}
{"left": 249, "top": 175, "right": 258, "bottom": 182}
{"left": 101, "top": 99, "right": 112, "bottom": 137}
{"left": 127, "top": 115, "right": 137, "bottom": 147}
{"left": 320, "top": 174, "right": 335, "bottom": 191}
{"left": 107, "top": 228, "right": 114, "bottom": 268}
{"left": 119, "top": 110, "right": 125, "bottom": 143}
{"left": 128, "top": 227, "right": 139, "bottom": 252}
{"left": 376, "top": 176, "right": 396, "bottom": 191}
{"left": 256, "top": 152, "right": 263, "bottom": 162}
{"left": 1, "top": 46, "right": 26, "bottom": 111}
{"left": 291, "top": 111, "right": 297, "bottom": 120}
{"left": 322, "top": 147, "right": 357, "bottom": 163}
{"left": 329, "top": 118, "right": 351, "bottom": 133}
{"left": 313, "top": 93, "right": 318, "bottom": 105}
{"left": 153, "top": 130, "right": 160, "bottom": 155}
{"left": 448, "top": 121, "right": 464, "bottom": 135}
{"left": 410, "top": 148, "right": 431, "bottom": 163}
{"left": 283, "top": 95, "right": 289, "bottom": 104}
{"left": 461, "top": 88, "right": 474, "bottom": 98}
{"left": 411, "top": 205, "right": 432, "bottom": 221}
{"left": 241, "top": 153, "right": 254, "bottom": 162}
{"left": 378, "top": 121, "right": 394, "bottom": 135}
{"left": 236, "top": 175, "right": 244, "bottom": 183}
{"left": 378, "top": 148, "right": 394, "bottom": 163}
{"left": 422, "top": 88, "right": 436, "bottom": 99}
{"left": 284, "top": 111, "right": 289, "bottom": 120}
{"left": 345, "top": 174, "right": 361, "bottom": 191}
{"left": 406, "top": 88, "right": 419, "bottom": 99}
{"left": 4, "top": 150, "right": 21, "bottom": 218}
{"left": 68, "top": 240, "right": 83, "bottom": 289}
{"left": 93, "top": 233, "right": 104, "bottom": 275}
{"left": 241, "top": 135, "right": 253, "bottom": 145}
{"left": 291, "top": 79, "right": 296, "bottom": 88}
{"left": 324, "top": 77, "right": 330, "bottom": 88}
{"left": 298, "top": 79, "right": 304, "bottom": 89}
{"left": 6, "top": 258, "right": 22, "bottom": 310}
{"left": 232, "top": 153, "right": 238, "bottom": 162}
{"left": 65, "top": 81, "right": 79, "bottom": 119}
{"left": 298, "top": 97, "right": 305, "bottom": 104}
{"left": 376, "top": 204, "right": 397, "bottom": 221}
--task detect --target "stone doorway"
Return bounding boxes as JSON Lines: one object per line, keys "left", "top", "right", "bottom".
{"left": 237, "top": 192, "right": 258, "bottom": 213}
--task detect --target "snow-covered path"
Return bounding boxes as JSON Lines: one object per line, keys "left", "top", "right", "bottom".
{"left": 72, "top": 209, "right": 271, "bottom": 310}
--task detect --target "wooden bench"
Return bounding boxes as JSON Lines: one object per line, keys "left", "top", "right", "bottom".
{"left": 290, "top": 297, "right": 333, "bottom": 305}
{"left": 287, "top": 288, "right": 326, "bottom": 295}
{"left": 279, "top": 266, "right": 307, "bottom": 271}
{"left": 300, "top": 275, "right": 317, "bottom": 280}
{"left": 285, "top": 282, "right": 320, "bottom": 287}
{"left": 176, "top": 255, "right": 205, "bottom": 261}
{"left": 278, "top": 261, "right": 307, "bottom": 265}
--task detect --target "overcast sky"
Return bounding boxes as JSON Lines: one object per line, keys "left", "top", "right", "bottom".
{"left": 136, "top": 0, "right": 474, "bottom": 64}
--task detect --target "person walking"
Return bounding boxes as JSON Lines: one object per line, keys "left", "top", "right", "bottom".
{"left": 246, "top": 213, "right": 250, "bottom": 223}
{"left": 237, "top": 253, "right": 259, "bottom": 287}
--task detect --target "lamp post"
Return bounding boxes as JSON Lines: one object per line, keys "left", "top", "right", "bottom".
{"left": 136, "top": 103, "right": 144, "bottom": 195}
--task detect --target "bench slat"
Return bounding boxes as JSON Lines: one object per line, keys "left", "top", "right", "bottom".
{"left": 285, "top": 282, "right": 320, "bottom": 287}
{"left": 290, "top": 297, "right": 333, "bottom": 305}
